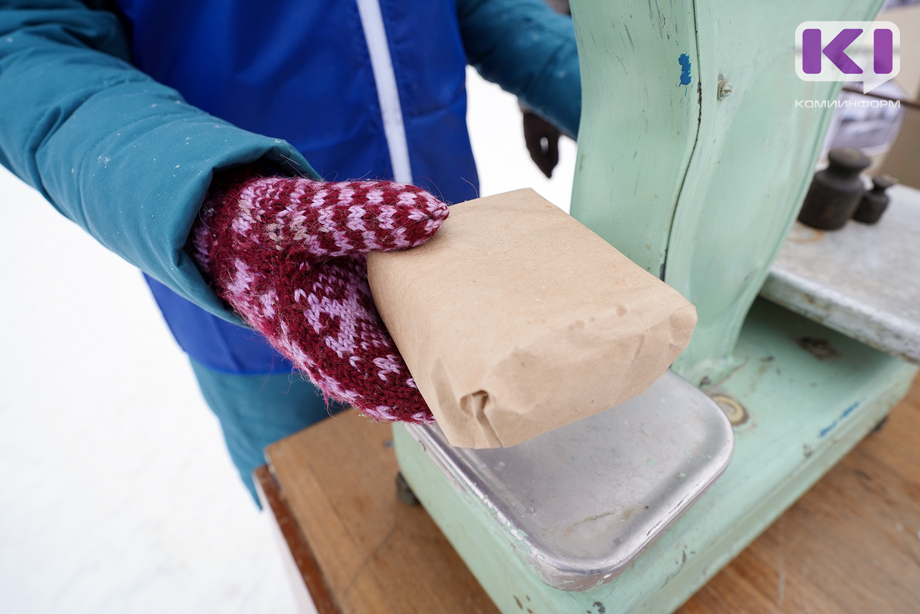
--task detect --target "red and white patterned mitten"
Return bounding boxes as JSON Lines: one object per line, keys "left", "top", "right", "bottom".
{"left": 190, "top": 172, "right": 449, "bottom": 423}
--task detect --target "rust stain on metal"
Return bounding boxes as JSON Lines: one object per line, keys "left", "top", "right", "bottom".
{"left": 797, "top": 337, "right": 840, "bottom": 360}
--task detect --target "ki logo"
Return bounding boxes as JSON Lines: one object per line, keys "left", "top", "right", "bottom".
{"left": 795, "top": 21, "right": 900, "bottom": 93}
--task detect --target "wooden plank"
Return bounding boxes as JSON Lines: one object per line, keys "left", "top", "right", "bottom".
{"left": 266, "top": 376, "right": 920, "bottom": 613}
{"left": 254, "top": 465, "right": 341, "bottom": 614}
{"left": 266, "top": 411, "right": 499, "bottom": 614}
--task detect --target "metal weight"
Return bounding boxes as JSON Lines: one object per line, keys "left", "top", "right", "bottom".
{"left": 853, "top": 174, "right": 896, "bottom": 224}
{"left": 797, "top": 148, "right": 871, "bottom": 230}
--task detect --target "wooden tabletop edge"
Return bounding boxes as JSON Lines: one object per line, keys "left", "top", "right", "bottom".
{"left": 254, "top": 464, "right": 343, "bottom": 614}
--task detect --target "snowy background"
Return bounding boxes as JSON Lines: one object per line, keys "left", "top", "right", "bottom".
{"left": 0, "top": 68, "right": 576, "bottom": 613}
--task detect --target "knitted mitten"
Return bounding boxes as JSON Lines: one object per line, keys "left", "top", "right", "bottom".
{"left": 190, "top": 171, "right": 449, "bottom": 423}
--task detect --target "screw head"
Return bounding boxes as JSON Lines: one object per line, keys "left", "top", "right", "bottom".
{"left": 717, "top": 79, "right": 733, "bottom": 100}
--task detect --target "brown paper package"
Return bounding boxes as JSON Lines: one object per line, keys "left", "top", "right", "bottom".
{"left": 367, "top": 189, "right": 697, "bottom": 449}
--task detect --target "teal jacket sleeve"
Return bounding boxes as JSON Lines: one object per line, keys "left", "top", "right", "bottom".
{"left": 457, "top": 0, "right": 581, "bottom": 139}
{"left": 0, "top": 0, "right": 317, "bottom": 324}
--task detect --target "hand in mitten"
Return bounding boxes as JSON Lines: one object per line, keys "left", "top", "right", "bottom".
{"left": 190, "top": 169, "right": 448, "bottom": 423}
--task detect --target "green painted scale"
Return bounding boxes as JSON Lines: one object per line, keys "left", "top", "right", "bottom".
{"left": 392, "top": 1, "right": 920, "bottom": 612}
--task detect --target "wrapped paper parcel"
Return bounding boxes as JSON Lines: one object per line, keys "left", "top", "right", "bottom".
{"left": 367, "top": 189, "right": 697, "bottom": 448}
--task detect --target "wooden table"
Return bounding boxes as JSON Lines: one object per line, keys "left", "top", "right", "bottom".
{"left": 256, "top": 376, "right": 920, "bottom": 614}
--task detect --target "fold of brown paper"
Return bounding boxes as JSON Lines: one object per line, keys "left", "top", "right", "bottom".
{"left": 367, "top": 189, "right": 697, "bottom": 448}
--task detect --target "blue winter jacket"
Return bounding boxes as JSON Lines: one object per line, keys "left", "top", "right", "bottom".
{"left": 0, "top": 0, "right": 580, "bottom": 373}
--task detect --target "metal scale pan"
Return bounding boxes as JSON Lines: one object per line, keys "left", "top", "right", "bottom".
{"left": 402, "top": 371, "right": 734, "bottom": 592}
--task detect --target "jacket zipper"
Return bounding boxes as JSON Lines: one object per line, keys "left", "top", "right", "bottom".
{"left": 355, "top": 0, "right": 413, "bottom": 184}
